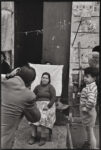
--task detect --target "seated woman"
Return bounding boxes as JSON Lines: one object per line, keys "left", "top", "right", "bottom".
{"left": 28, "top": 72, "right": 56, "bottom": 146}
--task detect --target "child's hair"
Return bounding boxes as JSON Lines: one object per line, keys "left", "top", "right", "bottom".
{"left": 92, "top": 45, "right": 100, "bottom": 53}
{"left": 84, "top": 67, "right": 98, "bottom": 78}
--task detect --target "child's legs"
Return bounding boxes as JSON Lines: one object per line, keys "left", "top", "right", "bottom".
{"left": 83, "top": 126, "right": 88, "bottom": 142}
{"left": 86, "top": 126, "right": 96, "bottom": 149}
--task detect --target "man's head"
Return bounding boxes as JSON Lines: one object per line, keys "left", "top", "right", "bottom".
{"left": 16, "top": 65, "right": 36, "bottom": 87}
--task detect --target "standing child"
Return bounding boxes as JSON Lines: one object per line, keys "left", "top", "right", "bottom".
{"left": 80, "top": 67, "right": 98, "bottom": 149}
{"left": 88, "top": 46, "right": 100, "bottom": 116}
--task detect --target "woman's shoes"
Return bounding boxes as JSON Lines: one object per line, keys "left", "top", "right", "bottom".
{"left": 38, "top": 138, "right": 46, "bottom": 146}
{"left": 28, "top": 136, "right": 47, "bottom": 146}
{"left": 28, "top": 136, "right": 37, "bottom": 145}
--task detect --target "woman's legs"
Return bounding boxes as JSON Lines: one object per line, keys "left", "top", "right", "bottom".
{"left": 86, "top": 126, "right": 96, "bottom": 149}
{"left": 28, "top": 124, "right": 37, "bottom": 145}
{"left": 39, "top": 125, "right": 47, "bottom": 146}
{"left": 31, "top": 125, "right": 37, "bottom": 137}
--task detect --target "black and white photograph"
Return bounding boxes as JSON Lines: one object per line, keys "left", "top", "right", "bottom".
{"left": 1, "top": 1, "right": 100, "bottom": 149}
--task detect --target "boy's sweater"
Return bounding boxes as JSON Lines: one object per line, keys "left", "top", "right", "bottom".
{"left": 80, "top": 82, "right": 97, "bottom": 111}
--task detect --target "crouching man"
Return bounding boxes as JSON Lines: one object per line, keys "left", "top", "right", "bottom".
{"left": 1, "top": 65, "right": 41, "bottom": 149}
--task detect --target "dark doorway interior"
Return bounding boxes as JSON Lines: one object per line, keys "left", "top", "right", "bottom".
{"left": 15, "top": 1, "right": 43, "bottom": 67}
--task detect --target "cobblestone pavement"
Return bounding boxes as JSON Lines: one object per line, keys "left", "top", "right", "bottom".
{"left": 13, "top": 117, "right": 99, "bottom": 149}
{"left": 13, "top": 117, "right": 67, "bottom": 149}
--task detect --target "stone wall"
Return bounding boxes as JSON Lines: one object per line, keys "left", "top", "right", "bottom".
{"left": 69, "top": 2, "right": 100, "bottom": 86}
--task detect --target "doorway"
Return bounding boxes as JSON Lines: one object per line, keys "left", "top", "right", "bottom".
{"left": 14, "top": 1, "right": 43, "bottom": 67}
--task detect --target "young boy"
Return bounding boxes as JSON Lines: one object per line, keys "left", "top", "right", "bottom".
{"left": 80, "top": 67, "right": 98, "bottom": 149}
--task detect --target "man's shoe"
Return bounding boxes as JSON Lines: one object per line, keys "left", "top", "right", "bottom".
{"left": 28, "top": 136, "right": 37, "bottom": 145}
{"left": 38, "top": 138, "right": 46, "bottom": 146}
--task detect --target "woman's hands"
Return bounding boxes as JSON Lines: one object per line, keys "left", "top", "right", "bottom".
{"left": 43, "top": 105, "right": 48, "bottom": 111}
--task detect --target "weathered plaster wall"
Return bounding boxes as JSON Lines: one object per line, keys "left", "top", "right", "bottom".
{"left": 1, "top": 2, "right": 100, "bottom": 80}
{"left": 69, "top": 2, "right": 100, "bottom": 86}
{"left": 1, "top": 2, "right": 14, "bottom": 68}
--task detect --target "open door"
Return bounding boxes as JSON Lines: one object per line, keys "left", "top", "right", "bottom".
{"left": 14, "top": 1, "right": 43, "bottom": 67}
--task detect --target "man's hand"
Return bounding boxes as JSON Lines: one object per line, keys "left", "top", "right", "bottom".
{"left": 6, "top": 68, "right": 21, "bottom": 79}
